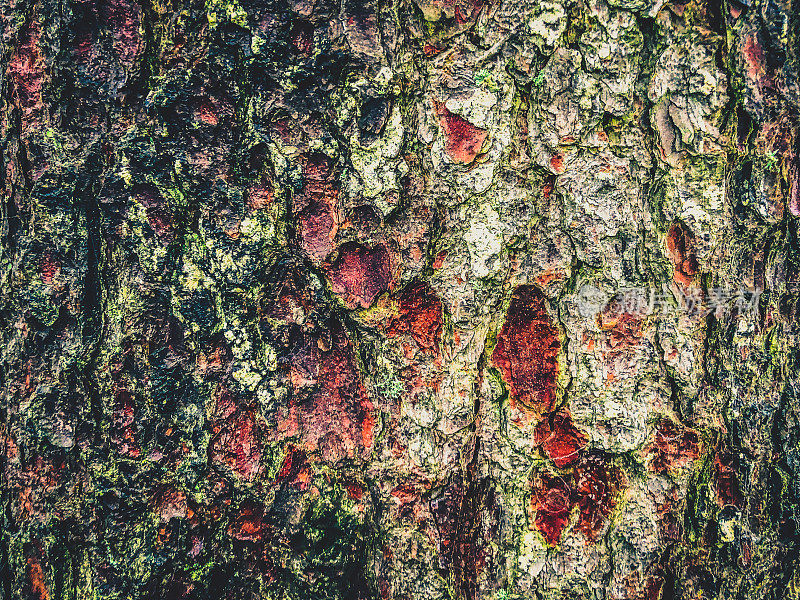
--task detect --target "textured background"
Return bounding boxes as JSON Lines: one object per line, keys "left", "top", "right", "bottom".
{"left": 1, "top": 0, "right": 799, "bottom": 597}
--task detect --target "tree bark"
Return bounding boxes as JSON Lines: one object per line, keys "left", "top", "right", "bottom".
{"left": 1, "top": 0, "right": 799, "bottom": 598}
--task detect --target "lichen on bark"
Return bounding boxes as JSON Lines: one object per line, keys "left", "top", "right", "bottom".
{"left": 1, "top": 0, "right": 800, "bottom": 597}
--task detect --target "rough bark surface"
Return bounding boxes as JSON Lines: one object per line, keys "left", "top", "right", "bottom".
{"left": 1, "top": 0, "right": 799, "bottom": 598}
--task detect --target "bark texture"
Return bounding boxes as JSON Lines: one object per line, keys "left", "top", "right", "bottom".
{"left": 1, "top": 0, "right": 799, "bottom": 597}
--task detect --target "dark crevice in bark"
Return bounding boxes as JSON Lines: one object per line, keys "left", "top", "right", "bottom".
{"left": 79, "top": 154, "right": 107, "bottom": 443}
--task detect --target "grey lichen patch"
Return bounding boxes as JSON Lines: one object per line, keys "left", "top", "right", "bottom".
{"left": 649, "top": 31, "right": 730, "bottom": 163}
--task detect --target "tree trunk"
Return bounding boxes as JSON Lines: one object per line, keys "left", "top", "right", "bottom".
{"left": 1, "top": 0, "right": 799, "bottom": 598}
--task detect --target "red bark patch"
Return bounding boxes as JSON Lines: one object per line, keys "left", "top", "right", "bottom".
{"left": 542, "top": 175, "right": 556, "bottom": 199}
{"left": 327, "top": 242, "right": 391, "bottom": 309}
{"left": 533, "top": 409, "right": 587, "bottom": 468}
{"left": 26, "top": 556, "right": 49, "bottom": 600}
{"left": 40, "top": 251, "right": 60, "bottom": 284}
{"left": 264, "top": 266, "right": 315, "bottom": 325}
{"left": 345, "top": 482, "right": 365, "bottom": 501}
{"left": 656, "top": 500, "right": 683, "bottom": 543}
{"left": 530, "top": 456, "right": 625, "bottom": 545}
{"left": 430, "top": 473, "right": 489, "bottom": 599}
{"left": 134, "top": 184, "right": 174, "bottom": 242}
{"left": 294, "top": 153, "right": 339, "bottom": 262}
{"left": 275, "top": 445, "right": 312, "bottom": 488}
{"left": 492, "top": 285, "right": 560, "bottom": 413}
{"left": 111, "top": 389, "right": 139, "bottom": 457}
{"left": 211, "top": 409, "right": 262, "bottom": 481}
{"left": 433, "top": 250, "right": 447, "bottom": 270}
{"left": 312, "top": 321, "right": 375, "bottom": 454}
{"left": 13, "top": 455, "right": 64, "bottom": 521}
{"left": 742, "top": 34, "right": 766, "bottom": 82}
{"left": 303, "top": 151, "right": 334, "bottom": 181}
{"left": 263, "top": 267, "right": 375, "bottom": 462}
{"left": 101, "top": 0, "right": 142, "bottom": 66}
{"left": 349, "top": 205, "right": 382, "bottom": 233}
{"left": 386, "top": 279, "right": 443, "bottom": 354}
{"left": 714, "top": 450, "right": 743, "bottom": 508}
{"left": 790, "top": 163, "right": 800, "bottom": 217}
{"left": 8, "top": 20, "right": 44, "bottom": 131}
{"left": 193, "top": 98, "right": 219, "bottom": 126}
{"left": 645, "top": 419, "right": 701, "bottom": 473}
{"left": 247, "top": 183, "right": 273, "bottom": 210}
{"left": 530, "top": 471, "right": 574, "bottom": 546}
{"left": 73, "top": 26, "right": 95, "bottom": 62}
{"left": 757, "top": 114, "right": 796, "bottom": 159}
{"left": 666, "top": 222, "right": 699, "bottom": 286}
{"left": 435, "top": 101, "right": 488, "bottom": 164}
{"left": 453, "top": 0, "right": 484, "bottom": 23}
{"left": 549, "top": 153, "right": 565, "bottom": 174}
{"left": 573, "top": 453, "right": 625, "bottom": 542}
{"left": 152, "top": 486, "right": 188, "bottom": 522}
{"left": 391, "top": 482, "right": 421, "bottom": 520}
{"left": 598, "top": 296, "right": 644, "bottom": 357}
{"left": 643, "top": 572, "right": 666, "bottom": 600}
{"left": 756, "top": 116, "right": 797, "bottom": 217}
{"left": 228, "top": 501, "right": 266, "bottom": 542}
{"left": 290, "top": 20, "right": 314, "bottom": 55}
{"left": 281, "top": 319, "right": 375, "bottom": 461}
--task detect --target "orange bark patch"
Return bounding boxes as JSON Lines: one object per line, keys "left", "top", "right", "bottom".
{"left": 327, "top": 242, "right": 391, "bottom": 309}
{"left": 492, "top": 285, "right": 560, "bottom": 413}
{"left": 534, "top": 409, "right": 587, "bottom": 468}
{"left": 549, "top": 153, "right": 565, "bottom": 174}
{"left": 386, "top": 279, "right": 443, "bottom": 354}
{"left": 434, "top": 101, "right": 488, "bottom": 164}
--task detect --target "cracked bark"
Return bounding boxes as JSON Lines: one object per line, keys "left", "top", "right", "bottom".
{"left": 1, "top": 0, "right": 800, "bottom": 598}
